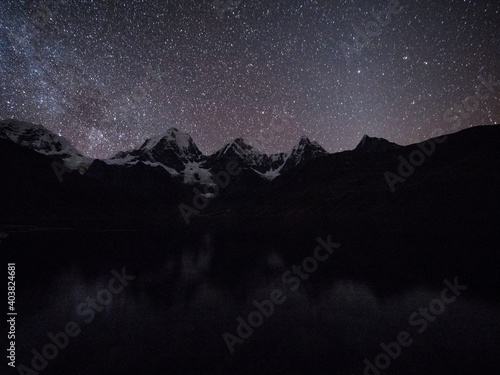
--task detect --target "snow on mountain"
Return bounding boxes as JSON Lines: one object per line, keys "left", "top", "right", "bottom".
{"left": 355, "top": 134, "right": 402, "bottom": 153}
{"left": 106, "top": 127, "right": 215, "bottom": 184}
{"left": 108, "top": 131, "right": 329, "bottom": 183}
{"left": 0, "top": 119, "right": 93, "bottom": 170}
{"left": 1, "top": 119, "right": 329, "bottom": 184}
{"left": 211, "top": 138, "right": 259, "bottom": 161}
{"left": 206, "top": 136, "right": 327, "bottom": 180}
{"left": 107, "top": 127, "right": 203, "bottom": 169}
{"left": 139, "top": 127, "right": 201, "bottom": 157}
{"left": 279, "top": 136, "right": 328, "bottom": 174}
{"left": 207, "top": 138, "right": 280, "bottom": 173}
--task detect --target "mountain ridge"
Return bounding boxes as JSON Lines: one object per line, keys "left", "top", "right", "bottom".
{"left": 0, "top": 118, "right": 93, "bottom": 170}
{"left": 0, "top": 121, "right": 499, "bottom": 232}
{"left": 355, "top": 134, "right": 402, "bottom": 152}
{"left": 0, "top": 120, "right": 334, "bottom": 183}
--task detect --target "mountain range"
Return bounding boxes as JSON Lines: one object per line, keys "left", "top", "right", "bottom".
{"left": 3, "top": 119, "right": 500, "bottom": 375}
{"left": 2, "top": 118, "right": 500, "bottom": 300}
{"left": 1, "top": 118, "right": 499, "bottom": 238}
{"left": 0, "top": 119, "right": 335, "bottom": 185}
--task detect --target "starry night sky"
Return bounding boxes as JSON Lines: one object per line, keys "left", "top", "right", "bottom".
{"left": 1, "top": 0, "right": 499, "bottom": 158}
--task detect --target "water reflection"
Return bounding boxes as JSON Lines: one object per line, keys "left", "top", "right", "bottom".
{"left": 10, "top": 231, "right": 500, "bottom": 374}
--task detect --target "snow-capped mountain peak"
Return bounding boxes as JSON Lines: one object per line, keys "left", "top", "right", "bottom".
{"left": 298, "top": 135, "right": 312, "bottom": 144}
{"left": 1, "top": 119, "right": 76, "bottom": 155}
{"left": 216, "top": 137, "right": 260, "bottom": 158}
{"left": 139, "top": 127, "right": 199, "bottom": 153}
{"left": 274, "top": 136, "right": 327, "bottom": 175}
{"left": 2, "top": 119, "right": 330, "bottom": 185}
{"left": 107, "top": 127, "right": 204, "bottom": 174}
{"left": 0, "top": 119, "right": 92, "bottom": 170}
{"left": 294, "top": 136, "right": 325, "bottom": 152}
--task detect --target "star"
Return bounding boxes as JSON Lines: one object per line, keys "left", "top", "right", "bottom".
{"left": 0, "top": 0, "right": 498, "bottom": 158}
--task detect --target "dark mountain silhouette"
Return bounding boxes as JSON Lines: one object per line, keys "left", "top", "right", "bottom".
{"left": 355, "top": 134, "right": 403, "bottom": 152}
{"left": 2, "top": 120, "right": 500, "bottom": 375}
{"left": 1, "top": 120, "right": 499, "bottom": 233}
{"left": 1, "top": 120, "right": 499, "bottom": 290}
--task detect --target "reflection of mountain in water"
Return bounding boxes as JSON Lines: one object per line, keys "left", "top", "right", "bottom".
{"left": 2, "top": 120, "right": 500, "bottom": 373}
{"left": 8, "top": 229, "right": 499, "bottom": 375}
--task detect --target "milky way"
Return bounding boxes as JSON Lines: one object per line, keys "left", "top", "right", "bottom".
{"left": 1, "top": 0, "right": 499, "bottom": 158}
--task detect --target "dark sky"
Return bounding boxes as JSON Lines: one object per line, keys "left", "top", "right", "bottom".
{"left": 1, "top": 0, "right": 499, "bottom": 158}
